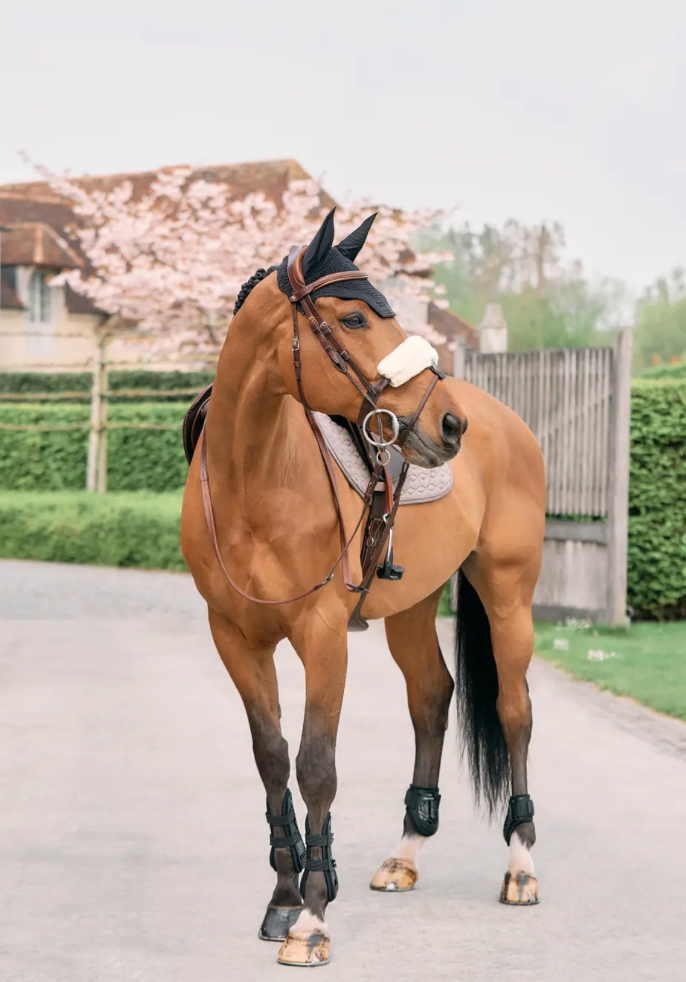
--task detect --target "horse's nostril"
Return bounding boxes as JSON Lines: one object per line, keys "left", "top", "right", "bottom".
{"left": 442, "top": 413, "right": 462, "bottom": 446}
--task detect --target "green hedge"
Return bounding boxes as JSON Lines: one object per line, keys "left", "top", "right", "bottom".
{"left": 627, "top": 380, "right": 686, "bottom": 618}
{"left": 0, "top": 491, "right": 185, "bottom": 570}
{"left": 2, "top": 380, "right": 686, "bottom": 620}
{"left": 0, "top": 370, "right": 214, "bottom": 402}
{"left": 636, "top": 363, "right": 686, "bottom": 381}
{"left": 0, "top": 403, "right": 189, "bottom": 492}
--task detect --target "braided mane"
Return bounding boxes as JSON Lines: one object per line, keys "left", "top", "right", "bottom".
{"left": 233, "top": 265, "right": 279, "bottom": 316}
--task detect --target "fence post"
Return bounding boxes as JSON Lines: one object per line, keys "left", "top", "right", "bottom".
{"left": 86, "top": 330, "right": 108, "bottom": 492}
{"left": 606, "top": 325, "right": 633, "bottom": 625}
{"left": 97, "top": 349, "right": 109, "bottom": 493}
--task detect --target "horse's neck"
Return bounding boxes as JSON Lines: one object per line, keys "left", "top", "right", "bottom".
{"left": 205, "top": 331, "right": 313, "bottom": 506}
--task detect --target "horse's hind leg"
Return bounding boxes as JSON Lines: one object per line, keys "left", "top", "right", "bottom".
{"left": 458, "top": 558, "right": 540, "bottom": 906}
{"left": 370, "top": 588, "right": 454, "bottom": 892}
{"left": 208, "top": 610, "right": 304, "bottom": 942}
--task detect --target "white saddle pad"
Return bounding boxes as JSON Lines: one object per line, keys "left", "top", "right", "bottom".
{"left": 314, "top": 413, "right": 453, "bottom": 505}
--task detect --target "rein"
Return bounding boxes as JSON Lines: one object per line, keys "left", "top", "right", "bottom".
{"left": 198, "top": 245, "right": 444, "bottom": 628}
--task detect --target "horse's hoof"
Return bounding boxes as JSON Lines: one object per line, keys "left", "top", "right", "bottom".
{"left": 500, "top": 871, "right": 539, "bottom": 905}
{"left": 259, "top": 906, "right": 303, "bottom": 942}
{"left": 370, "top": 858, "right": 418, "bottom": 892}
{"left": 277, "top": 930, "right": 330, "bottom": 967}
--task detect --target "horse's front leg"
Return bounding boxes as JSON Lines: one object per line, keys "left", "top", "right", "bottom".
{"left": 277, "top": 613, "right": 348, "bottom": 968}
{"left": 208, "top": 610, "right": 305, "bottom": 942}
{"left": 370, "top": 589, "right": 454, "bottom": 892}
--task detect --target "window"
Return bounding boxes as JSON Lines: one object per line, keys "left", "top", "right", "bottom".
{"left": 26, "top": 270, "right": 54, "bottom": 357}
{"left": 28, "top": 270, "right": 52, "bottom": 323}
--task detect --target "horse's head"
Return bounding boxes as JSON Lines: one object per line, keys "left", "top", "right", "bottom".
{"left": 241, "top": 208, "right": 467, "bottom": 468}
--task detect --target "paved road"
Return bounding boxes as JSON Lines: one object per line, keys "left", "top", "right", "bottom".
{"left": 1, "top": 561, "right": 685, "bottom": 982}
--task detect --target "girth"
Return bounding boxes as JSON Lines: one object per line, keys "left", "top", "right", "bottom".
{"left": 195, "top": 245, "right": 445, "bottom": 630}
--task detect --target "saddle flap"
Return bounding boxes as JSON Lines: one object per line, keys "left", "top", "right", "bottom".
{"left": 183, "top": 384, "right": 213, "bottom": 464}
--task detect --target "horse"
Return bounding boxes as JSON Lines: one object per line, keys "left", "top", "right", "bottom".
{"left": 180, "top": 208, "right": 546, "bottom": 967}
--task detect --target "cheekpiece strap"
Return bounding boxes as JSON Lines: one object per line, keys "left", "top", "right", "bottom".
{"left": 266, "top": 789, "right": 306, "bottom": 873}
{"left": 503, "top": 794, "right": 535, "bottom": 845}
{"left": 404, "top": 784, "right": 441, "bottom": 837}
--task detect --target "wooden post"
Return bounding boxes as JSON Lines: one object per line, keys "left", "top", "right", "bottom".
{"left": 606, "top": 326, "right": 633, "bottom": 625}
{"left": 86, "top": 329, "right": 108, "bottom": 492}
{"left": 97, "top": 352, "right": 109, "bottom": 493}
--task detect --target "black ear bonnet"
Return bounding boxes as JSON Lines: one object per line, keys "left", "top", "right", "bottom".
{"left": 275, "top": 208, "right": 395, "bottom": 318}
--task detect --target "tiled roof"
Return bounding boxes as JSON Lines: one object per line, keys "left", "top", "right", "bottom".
{"left": 0, "top": 159, "right": 322, "bottom": 253}
{"left": 0, "top": 222, "right": 81, "bottom": 269}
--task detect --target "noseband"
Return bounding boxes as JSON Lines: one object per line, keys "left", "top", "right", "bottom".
{"left": 199, "top": 245, "right": 445, "bottom": 630}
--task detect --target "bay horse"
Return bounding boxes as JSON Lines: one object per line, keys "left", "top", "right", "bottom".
{"left": 180, "top": 209, "right": 546, "bottom": 967}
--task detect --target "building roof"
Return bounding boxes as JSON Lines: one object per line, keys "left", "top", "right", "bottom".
{"left": 0, "top": 158, "right": 321, "bottom": 243}
{"left": 0, "top": 222, "right": 81, "bottom": 269}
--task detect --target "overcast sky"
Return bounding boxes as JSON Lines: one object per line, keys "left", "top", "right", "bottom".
{"left": 2, "top": 0, "right": 684, "bottom": 294}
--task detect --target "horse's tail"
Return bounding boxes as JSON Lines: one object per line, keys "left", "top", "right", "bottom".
{"left": 454, "top": 569, "right": 510, "bottom": 815}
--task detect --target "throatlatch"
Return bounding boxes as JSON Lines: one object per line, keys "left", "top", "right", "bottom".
{"left": 266, "top": 789, "right": 306, "bottom": 872}
{"left": 503, "top": 794, "right": 535, "bottom": 845}
{"left": 405, "top": 784, "right": 441, "bottom": 837}
{"left": 300, "top": 813, "right": 338, "bottom": 903}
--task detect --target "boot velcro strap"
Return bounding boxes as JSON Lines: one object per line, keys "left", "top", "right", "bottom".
{"left": 269, "top": 832, "right": 301, "bottom": 848}
{"left": 305, "top": 832, "right": 333, "bottom": 849}
{"left": 266, "top": 809, "right": 297, "bottom": 827}
{"left": 304, "top": 856, "right": 337, "bottom": 873}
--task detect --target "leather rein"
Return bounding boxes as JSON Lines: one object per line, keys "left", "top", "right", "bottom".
{"left": 199, "top": 245, "right": 444, "bottom": 629}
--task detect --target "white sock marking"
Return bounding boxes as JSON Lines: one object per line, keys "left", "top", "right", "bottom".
{"left": 392, "top": 833, "right": 426, "bottom": 865}
{"left": 292, "top": 908, "right": 329, "bottom": 934}
{"left": 508, "top": 830, "right": 535, "bottom": 875}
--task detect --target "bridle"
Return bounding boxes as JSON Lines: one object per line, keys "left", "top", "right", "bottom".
{"left": 199, "top": 245, "right": 445, "bottom": 630}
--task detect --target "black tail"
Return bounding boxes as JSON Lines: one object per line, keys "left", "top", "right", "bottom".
{"left": 454, "top": 570, "right": 510, "bottom": 815}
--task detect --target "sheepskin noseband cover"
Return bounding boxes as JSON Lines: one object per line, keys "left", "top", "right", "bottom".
{"left": 377, "top": 336, "right": 439, "bottom": 387}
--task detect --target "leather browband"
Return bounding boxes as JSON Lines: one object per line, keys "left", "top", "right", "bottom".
{"left": 289, "top": 269, "right": 370, "bottom": 303}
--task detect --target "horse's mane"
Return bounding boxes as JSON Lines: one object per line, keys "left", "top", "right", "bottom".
{"left": 233, "top": 265, "right": 279, "bottom": 316}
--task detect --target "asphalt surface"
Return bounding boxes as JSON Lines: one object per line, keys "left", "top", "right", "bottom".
{"left": 1, "top": 560, "right": 685, "bottom": 982}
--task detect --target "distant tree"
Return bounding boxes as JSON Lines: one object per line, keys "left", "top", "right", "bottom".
{"left": 634, "top": 269, "right": 686, "bottom": 367}
{"left": 423, "top": 220, "right": 626, "bottom": 350}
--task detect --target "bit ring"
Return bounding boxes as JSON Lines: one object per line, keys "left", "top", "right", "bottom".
{"left": 362, "top": 408, "right": 400, "bottom": 448}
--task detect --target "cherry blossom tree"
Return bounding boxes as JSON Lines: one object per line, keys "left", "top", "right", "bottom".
{"left": 34, "top": 163, "right": 452, "bottom": 360}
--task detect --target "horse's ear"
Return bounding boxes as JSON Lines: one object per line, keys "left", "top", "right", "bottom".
{"left": 336, "top": 213, "right": 377, "bottom": 262}
{"left": 302, "top": 208, "right": 336, "bottom": 278}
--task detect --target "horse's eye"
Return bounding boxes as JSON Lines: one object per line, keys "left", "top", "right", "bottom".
{"left": 341, "top": 311, "right": 367, "bottom": 330}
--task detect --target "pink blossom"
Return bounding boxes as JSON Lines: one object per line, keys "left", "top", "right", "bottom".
{"left": 34, "top": 162, "right": 454, "bottom": 360}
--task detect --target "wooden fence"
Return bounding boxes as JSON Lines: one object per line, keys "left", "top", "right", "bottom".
{"left": 0, "top": 332, "right": 204, "bottom": 491}
{"left": 454, "top": 328, "right": 633, "bottom": 625}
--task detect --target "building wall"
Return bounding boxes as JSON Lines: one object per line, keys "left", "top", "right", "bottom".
{"left": 0, "top": 307, "right": 100, "bottom": 371}
{"left": 0, "top": 276, "right": 183, "bottom": 372}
